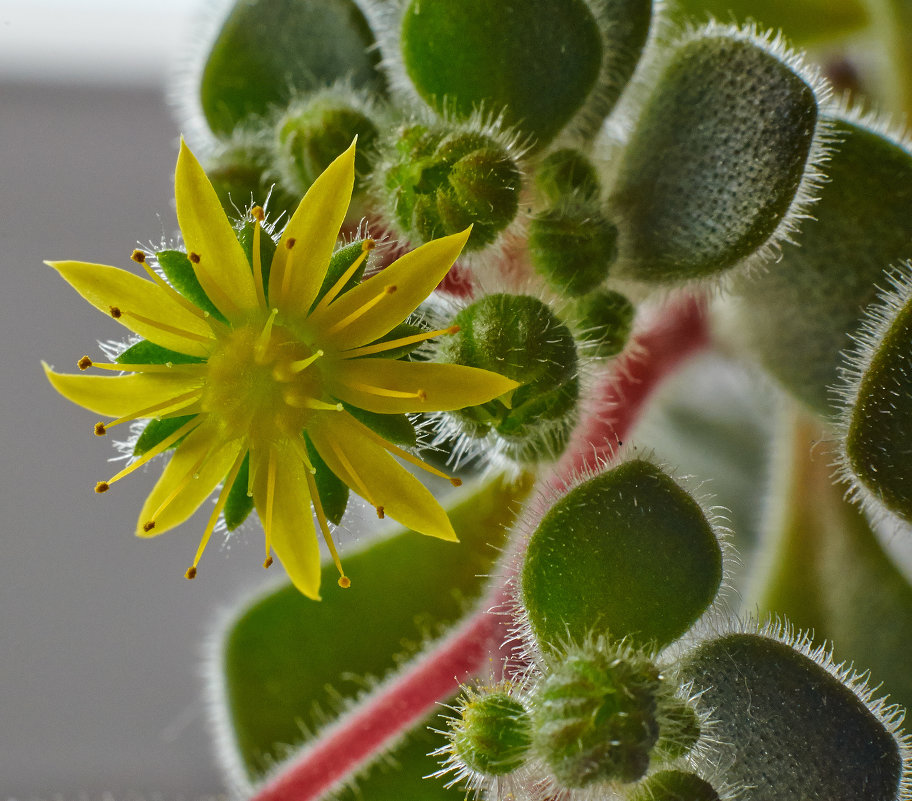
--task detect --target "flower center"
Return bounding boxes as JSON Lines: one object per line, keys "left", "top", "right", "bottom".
{"left": 202, "top": 311, "right": 338, "bottom": 444}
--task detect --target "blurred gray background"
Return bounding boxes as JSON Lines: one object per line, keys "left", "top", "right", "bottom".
{"left": 1, "top": 1, "right": 278, "bottom": 796}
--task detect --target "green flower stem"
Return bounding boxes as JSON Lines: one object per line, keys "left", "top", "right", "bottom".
{"left": 863, "top": 0, "right": 912, "bottom": 115}
{"left": 246, "top": 296, "right": 709, "bottom": 801}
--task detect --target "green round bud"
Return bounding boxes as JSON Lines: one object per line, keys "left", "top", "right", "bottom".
{"left": 535, "top": 148, "right": 601, "bottom": 204}
{"left": 384, "top": 126, "right": 521, "bottom": 250}
{"left": 205, "top": 136, "right": 296, "bottom": 219}
{"left": 522, "top": 459, "right": 723, "bottom": 651}
{"left": 276, "top": 97, "right": 379, "bottom": 196}
{"left": 528, "top": 204, "right": 618, "bottom": 296}
{"left": 654, "top": 697, "right": 701, "bottom": 762}
{"left": 629, "top": 770, "right": 720, "bottom": 801}
{"left": 451, "top": 691, "right": 533, "bottom": 776}
{"left": 573, "top": 289, "right": 635, "bottom": 357}
{"left": 436, "top": 294, "right": 580, "bottom": 461}
{"left": 532, "top": 643, "right": 661, "bottom": 786}
{"left": 681, "top": 632, "right": 904, "bottom": 800}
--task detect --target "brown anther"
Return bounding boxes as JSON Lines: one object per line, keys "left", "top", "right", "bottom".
{"left": 185, "top": 566, "right": 197, "bottom": 580}
{"left": 143, "top": 521, "right": 156, "bottom": 532}
{"left": 376, "top": 506, "right": 385, "bottom": 519}
{"left": 130, "top": 249, "right": 146, "bottom": 263}
{"left": 109, "top": 306, "right": 122, "bottom": 318}
{"left": 447, "top": 325, "right": 461, "bottom": 334}
{"left": 450, "top": 477, "right": 463, "bottom": 487}
{"left": 251, "top": 205, "right": 265, "bottom": 222}
{"left": 263, "top": 556, "right": 274, "bottom": 569}
{"left": 77, "top": 355, "right": 93, "bottom": 371}
{"left": 362, "top": 239, "right": 375, "bottom": 251}
{"left": 189, "top": 252, "right": 201, "bottom": 264}
{"left": 338, "top": 576, "right": 351, "bottom": 589}
{"left": 285, "top": 238, "right": 297, "bottom": 249}
{"left": 417, "top": 389, "right": 428, "bottom": 401}
{"left": 94, "top": 481, "right": 110, "bottom": 494}
{"left": 94, "top": 422, "right": 107, "bottom": 436}
{"left": 385, "top": 285, "right": 397, "bottom": 294}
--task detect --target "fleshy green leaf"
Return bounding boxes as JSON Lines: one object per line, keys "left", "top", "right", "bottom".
{"left": 522, "top": 459, "right": 723, "bottom": 652}
{"left": 734, "top": 117, "right": 912, "bottom": 415}
{"left": 218, "top": 474, "right": 534, "bottom": 780}
{"left": 681, "top": 632, "right": 904, "bottom": 801}
{"left": 609, "top": 31, "right": 819, "bottom": 282}
{"left": 199, "top": 0, "right": 386, "bottom": 136}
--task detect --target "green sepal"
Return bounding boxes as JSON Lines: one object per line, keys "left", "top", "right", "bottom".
{"left": 610, "top": 33, "right": 819, "bottom": 282}
{"left": 311, "top": 239, "right": 369, "bottom": 312}
{"left": 303, "top": 433, "right": 349, "bottom": 525}
{"left": 522, "top": 459, "right": 723, "bottom": 652}
{"left": 534, "top": 148, "right": 601, "bottom": 204}
{"left": 681, "top": 632, "right": 903, "bottom": 801}
{"left": 572, "top": 289, "right": 635, "bottom": 358}
{"left": 116, "top": 339, "right": 205, "bottom": 366}
{"left": 199, "top": 0, "right": 386, "bottom": 135}
{"left": 217, "top": 473, "right": 534, "bottom": 779}
{"left": 734, "top": 117, "right": 912, "bottom": 415}
{"left": 342, "top": 403, "right": 417, "bottom": 448}
{"left": 629, "top": 770, "right": 720, "bottom": 801}
{"left": 236, "top": 219, "right": 276, "bottom": 300}
{"left": 132, "top": 414, "right": 197, "bottom": 456}
{"left": 223, "top": 453, "right": 254, "bottom": 531}
{"left": 156, "top": 250, "right": 227, "bottom": 323}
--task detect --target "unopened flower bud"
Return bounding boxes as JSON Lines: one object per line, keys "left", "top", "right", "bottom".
{"left": 573, "top": 288, "right": 635, "bottom": 357}
{"left": 629, "top": 770, "right": 721, "bottom": 801}
{"left": 450, "top": 689, "right": 533, "bottom": 776}
{"left": 535, "top": 148, "right": 600, "bottom": 204}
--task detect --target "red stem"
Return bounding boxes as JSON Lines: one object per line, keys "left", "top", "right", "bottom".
{"left": 248, "top": 295, "right": 709, "bottom": 801}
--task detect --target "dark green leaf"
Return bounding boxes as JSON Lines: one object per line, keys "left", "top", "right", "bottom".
{"left": 116, "top": 339, "right": 205, "bottom": 366}
{"left": 224, "top": 453, "right": 255, "bottom": 531}
{"left": 133, "top": 414, "right": 197, "bottom": 456}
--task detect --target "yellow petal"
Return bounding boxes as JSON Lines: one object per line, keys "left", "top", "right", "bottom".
{"left": 175, "top": 139, "right": 259, "bottom": 319}
{"left": 308, "top": 411, "right": 457, "bottom": 541}
{"left": 269, "top": 140, "right": 356, "bottom": 317}
{"left": 251, "top": 443, "right": 322, "bottom": 599}
{"left": 309, "top": 228, "right": 471, "bottom": 351}
{"left": 136, "top": 424, "right": 242, "bottom": 537}
{"left": 331, "top": 358, "right": 519, "bottom": 413}
{"left": 46, "top": 261, "right": 213, "bottom": 357}
{"left": 43, "top": 362, "right": 203, "bottom": 417}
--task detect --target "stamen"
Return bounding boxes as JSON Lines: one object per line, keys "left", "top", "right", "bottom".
{"left": 251, "top": 207, "right": 268, "bottom": 311}
{"left": 246, "top": 443, "right": 256, "bottom": 498}
{"left": 187, "top": 449, "right": 246, "bottom": 576}
{"left": 341, "top": 381, "right": 428, "bottom": 401}
{"left": 101, "top": 417, "right": 203, "bottom": 488}
{"left": 100, "top": 387, "right": 203, "bottom": 432}
{"left": 326, "top": 439, "right": 376, "bottom": 506}
{"left": 286, "top": 435, "right": 316, "bottom": 474}
{"left": 95, "top": 481, "right": 109, "bottom": 493}
{"left": 94, "top": 422, "right": 107, "bottom": 436}
{"left": 134, "top": 252, "right": 212, "bottom": 322}
{"left": 324, "top": 285, "right": 397, "bottom": 337}
{"left": 283, "top": 393, "right": 343, "bottom": 411}
{"left": 341, "top": 324, "right": 461, "bottom": 359}
{"left": 288, "top": 350, "right": 324, "bottom": 374}
{"left": 186, "top": 251, "right": 238, "bottom": 314}
{"left": 189, "top": 253, "right": 201, "bottom": 264}
{"left": 304, "top": 468, "right": 349, "bottom": 588}
{"left": 110, "top": 306, "right": 122, "bottom": 318}
{"left": 376, "top": 506, "right": 385, "bottom": 519}
{"left": 263, "top": 446, "right": 278, "bottom": 560}
{"left": 145, "top": 447, "right": 210, "bottom": 531}
{"left": 78, "top": 355, "right": 93, "bottom": 371}
{"left": 349, "top": 417, "right": 465, "bottom": 487}
{"left": 255, "top": 308, "right": 279, "bottom": 363}
{"left": 185, "top": 566, "right": 197, "bottom": 580}
{"left": 263, "top": 556, "right": 273, "bottom": 569}
{"left": 279, "top": 238, "right": 297, "bottom": 305}
{"left": 87, "top": 361, "right": 204, "bottom": 374}
{"left": 312, "top": 239, "right": 375, "bottom": 314}
{"left": 120, "top": 310, "right": 214, "bottom": 344}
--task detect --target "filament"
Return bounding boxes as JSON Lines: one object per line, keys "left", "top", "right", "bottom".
{"left": 340, "top": 325, "right": 460, "bottom": 359}
{"left": 312, "top": 239, "right": 375, "bottom": 314}
{"left": 324, "top": 285, "right": 397, "bottom": 337}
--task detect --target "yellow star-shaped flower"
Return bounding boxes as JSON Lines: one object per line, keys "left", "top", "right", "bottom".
{"left": 43, "top": 139, "right": 518, "bottom": 599}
